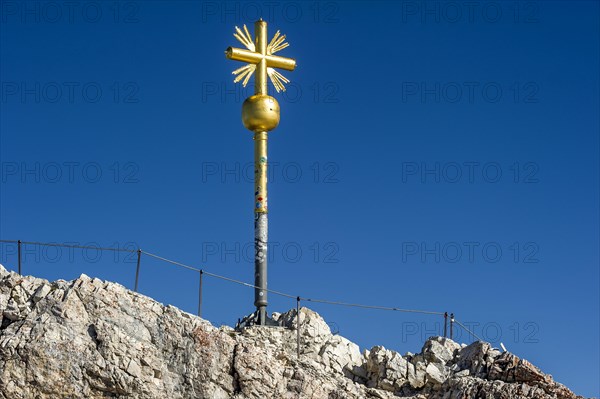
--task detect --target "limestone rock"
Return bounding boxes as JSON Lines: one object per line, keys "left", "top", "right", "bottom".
{"left": 422, "top": 336, "right": 460, "bottom": 364}
{"left": 0, "top": 264, "right": 588, "bottom": 399}
{"left": 366, "top": 346, "right": 410, "bottom": 391}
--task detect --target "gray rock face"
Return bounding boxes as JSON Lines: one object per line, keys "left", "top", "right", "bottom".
{"left": 0, "top": 264, "right": 587, "bottom": 399}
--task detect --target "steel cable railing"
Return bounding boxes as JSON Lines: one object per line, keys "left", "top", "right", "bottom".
{"left": 0, "top": 238, "right": 483, "bottom": 358}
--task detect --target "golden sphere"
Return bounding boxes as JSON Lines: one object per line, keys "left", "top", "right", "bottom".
{"left": 242, "top": 95, "right": 280, "bottom": 132}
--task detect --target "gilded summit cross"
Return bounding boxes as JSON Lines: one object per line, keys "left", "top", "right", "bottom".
{"left": 225, "top": 20, "right": 296, "bottom": 326}
{"left": 226, "top": 19, "right": 296, "bottom": 94}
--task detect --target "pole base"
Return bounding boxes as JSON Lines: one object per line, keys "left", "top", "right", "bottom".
{"left": 235, "top": 310, "right": 280, "bottom": 330}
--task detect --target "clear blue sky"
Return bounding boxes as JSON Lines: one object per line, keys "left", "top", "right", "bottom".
{"left": 1, "top": 1, "right": 598, "bottom": 396}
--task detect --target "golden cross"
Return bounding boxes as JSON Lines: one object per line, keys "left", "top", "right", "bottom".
{"left": 225, "top": 19, "right": 296, "bottom": 93}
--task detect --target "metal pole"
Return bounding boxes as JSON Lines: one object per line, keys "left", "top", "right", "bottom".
{"left": 444, "top": 312, "right": 448, "bottom": 338}
{"left": 17, "top": 240, "right": 22, "bottom": 275}
{"left": 134, "top": 249, "right": 141, "bottom": 292}
{"left": 198, "top": 270, "right": 204, "bottom": 317}
{"left": 296, "top": 296, "right": 301, "bottom": 360}
{"left": 254, "top": 132, "right": 268, "bottom": 325}
{"left": 450, "top": 313, "right": 454, "bottom": 340}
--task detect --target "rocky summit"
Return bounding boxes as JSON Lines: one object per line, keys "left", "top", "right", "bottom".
{"left": 0, "top": 264, "right": 588, "bottom": 399}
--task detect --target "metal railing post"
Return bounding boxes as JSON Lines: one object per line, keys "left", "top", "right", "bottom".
{"left": 450, "top": 313, "right": 454, "bottom": 339}
{"left": 134, "top": 249, "right": 141, "bottom": 292}
{"left": 198, "top": 270, "right": 204, "bottom": 317}
{"left": 17, "top": 240, "right": 22, "bottom": 275}
{"left": 296, "top": 296, "right": 301, "bottom": 360}
{"left": 444, "top": 312, "right": 448, "bottom": 338}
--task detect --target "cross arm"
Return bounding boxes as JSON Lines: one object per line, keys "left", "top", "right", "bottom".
{"left": 225, "top": 47, "right": 297, "bottom": 71}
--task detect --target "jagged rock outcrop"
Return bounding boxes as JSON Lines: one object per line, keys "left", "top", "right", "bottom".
{"left": 0, "top": 264, "right": 588, "bottom": 399}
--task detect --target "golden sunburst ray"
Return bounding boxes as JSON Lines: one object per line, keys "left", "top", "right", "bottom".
{"left": 266, "top": 31, "right": 281, "bottom": 54}
{"left": 232, "top": 64, "right": 256, "bottom": 87}
{"left": 233, "top": 25, "right": 255, "bottom": 52}
{"left": 267, "top": 30, "right": 289, "bottom": 55}
{"left": 267, "top": 67, "right": 290, "bottom": 92}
